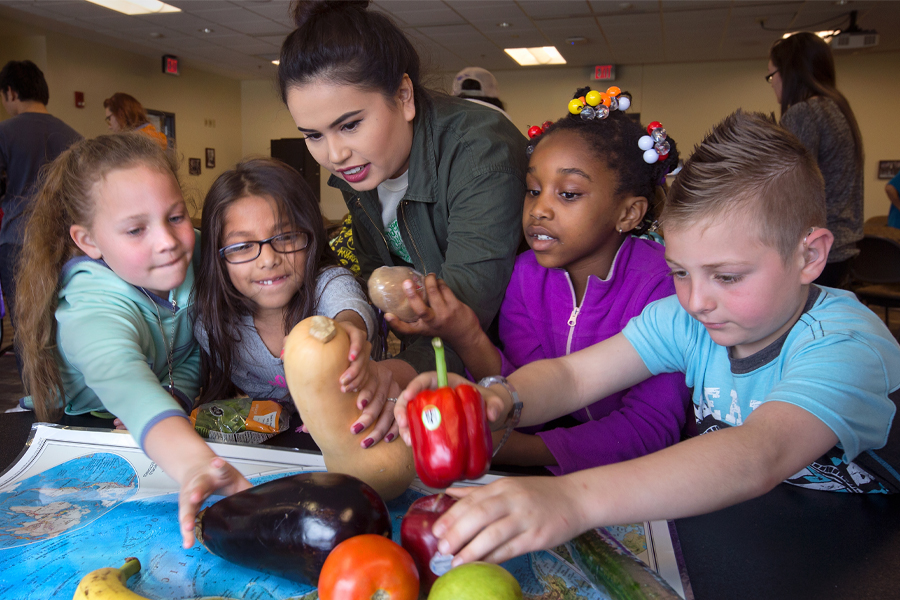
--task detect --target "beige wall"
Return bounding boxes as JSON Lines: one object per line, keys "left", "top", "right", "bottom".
{"left": 240, "top": 51, "right": 900, "bottom": 224}
{"left": 241, "top": 78, "right": 349, "bottom": 221}
{"left": 0, "top": 17, "right": 242, "bottom": 216}
{"left": 465, "top": 52, "right": 900, "bottom": 225}
{"left": 5, "top": 13, "right": 894, "bottom": 225}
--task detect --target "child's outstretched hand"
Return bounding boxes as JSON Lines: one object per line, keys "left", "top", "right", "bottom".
{"left": 350, "top": 360, "right": 401, "bottom": 448}
{"left": 384, "top": 275, "right": 481, "bottom": 347}
{"left": 178, "top": 456, "right": 251, "bottom": 549}
{"left": 395, "top": 371, "right": 510, "bottom": 447}
{"left": 431, "top": 476, "right": 588, "bottom": 566}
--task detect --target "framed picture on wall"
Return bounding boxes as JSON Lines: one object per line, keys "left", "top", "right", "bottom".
{"left": 878, "top": 160, "right": 900, "bottom": 180}
{"left": 189, "top": 158, "right": 201, "bottom": 176}
{"left": 206, "top": 148, "right": 215, "bottom": 169}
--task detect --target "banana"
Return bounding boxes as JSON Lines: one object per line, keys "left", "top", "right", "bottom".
{"left": 72, "top": 557, "right": 148, "bottom": 600}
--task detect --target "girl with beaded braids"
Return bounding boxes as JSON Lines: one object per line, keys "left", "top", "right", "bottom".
{"left": 395, "top": 87, "right": 692, "bottom": 474}
{"left": 277, "top": 0, "right": 527, "bottom": 393}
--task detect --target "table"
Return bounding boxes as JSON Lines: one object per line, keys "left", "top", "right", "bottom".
{"left": 2, "top": 411, "right": 899, "bottom": 599}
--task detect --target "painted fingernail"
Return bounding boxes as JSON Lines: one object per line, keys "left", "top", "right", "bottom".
{"left": 360, "top": 399, "right": 368, "bottom": 408}
{"left": 362, "top": 438, "right": 374, "bottom": 449}
{"left": 385, "top": 433, "right": 395, "bottom": 442}
{"left": 352, "top": 423, "right": 364, "bottom": 434}
{"left": 349, "top": 353, "right": 357, "bottom": 361}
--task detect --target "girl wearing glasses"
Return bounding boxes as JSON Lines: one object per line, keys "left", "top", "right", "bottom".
{"left": 768, "top": 32, "right": 864, "bottom": 288}
{"left": 278, "top": 1, "right": 527, "bottom": 389}
{"left": 193, "top": 158, "right": 401, "bottom": 449}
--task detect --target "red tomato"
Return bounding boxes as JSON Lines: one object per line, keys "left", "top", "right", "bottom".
{"left": 318, "top": 534, "right": 420, "bottom": 600}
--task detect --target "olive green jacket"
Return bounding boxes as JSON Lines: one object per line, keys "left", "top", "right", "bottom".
{"left": 329, "top": 94, "right": 528, "bottom": 374}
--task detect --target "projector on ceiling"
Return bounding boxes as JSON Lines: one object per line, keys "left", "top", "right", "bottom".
{"left": 829, "top": 10, "right": 878, "bottom": 50}
{"left": 829, "top": 30, "right": 879, "bottom": 49}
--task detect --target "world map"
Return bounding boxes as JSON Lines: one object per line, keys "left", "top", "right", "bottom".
{"left": 0, "top": 451, "right": 650, "bottom": 600}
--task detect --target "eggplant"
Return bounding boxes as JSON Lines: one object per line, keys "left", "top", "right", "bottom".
{"left": 194, "top": 471, "right": 392, "bottom": 585}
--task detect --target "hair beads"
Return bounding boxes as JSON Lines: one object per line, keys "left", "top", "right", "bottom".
{"left": 566, "top": 86, "right": 631, "bottom": 121}
{"left": 639, "top": 122, "right": 670, "bottom": 164}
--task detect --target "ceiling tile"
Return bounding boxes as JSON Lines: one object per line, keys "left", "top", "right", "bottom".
{"left": 241, "top": 1, "right": 293, "bottom": 24}
{"left": 521, "top": 1, "right": 593, "bottom": 19}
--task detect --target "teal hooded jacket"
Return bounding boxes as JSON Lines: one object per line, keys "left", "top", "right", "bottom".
{"left": 24, "top": 230, "right": 201, "bottom": 449}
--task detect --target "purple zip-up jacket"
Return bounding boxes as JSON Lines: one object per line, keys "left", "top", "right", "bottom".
{"left": 498, "top": 236, "right": 691, "bottom": 475}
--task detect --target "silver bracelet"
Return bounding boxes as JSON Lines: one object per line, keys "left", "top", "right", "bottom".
{"left": 478, "top": 376, "right": 523, "bottom": 457}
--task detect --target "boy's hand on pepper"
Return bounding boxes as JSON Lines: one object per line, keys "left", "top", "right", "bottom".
{"left": 385, "top": 275, "right": 480, "bottom": 345}
{"left": 178, "top": 456, "right": 251, "bottom": 549}
{"left": 433, "top": 476, "right": 587, "bottom": 567}
{"left": 350, "top": 360, "right": 401, "bottom": 447}
{"left": 336, "top": 321, "right": 373, "bottom": 393}
{"left": 396, "top": 371, "right": 509, "bottom": 447}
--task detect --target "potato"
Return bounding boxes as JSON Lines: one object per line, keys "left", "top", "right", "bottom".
{"left": 367, "top": 266, "right": 427, "bottom": 322}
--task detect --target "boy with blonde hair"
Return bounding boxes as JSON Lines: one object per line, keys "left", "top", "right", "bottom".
{"left": 395, "top": 110, "right": 900, "bottom": 565}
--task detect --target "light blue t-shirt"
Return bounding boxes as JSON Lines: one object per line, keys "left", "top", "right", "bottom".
{"left": 888, "top": 172, "right": 900, "bottom": 229}
{"left": 623, "top": 286, "right": 900, "bottom": 493}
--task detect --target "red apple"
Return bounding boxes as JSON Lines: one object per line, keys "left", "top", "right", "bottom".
{"left": 400, "top": 493, "right": 457, "bottom": 594}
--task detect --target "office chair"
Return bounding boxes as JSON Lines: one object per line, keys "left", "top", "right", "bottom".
{"left": 848, "top": 234, "right": 900, "bottom": 328}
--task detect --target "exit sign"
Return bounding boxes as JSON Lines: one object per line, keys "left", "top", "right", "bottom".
{"left": 592, "top": 64, "right": 616, "bottom": 81}
{"left": 162, "top": 54, "right": 180, "bottom": 76}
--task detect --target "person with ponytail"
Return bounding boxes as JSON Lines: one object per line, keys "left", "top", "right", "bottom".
{"left": 768, "top": 32, "right": 864, "bottom": 288}
{"left": 103, "top": 92, "right": 168, "bottom": 150}
{"left": 392, "top": 88, "right": 691, "bottom": 473}
{"left": 16, "top": 133, "right": 249, "bottom": 549}
{"left": 277, "top": 0, "right": 527, "bottom": 391}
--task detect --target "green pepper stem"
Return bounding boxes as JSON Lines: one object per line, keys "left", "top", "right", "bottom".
{"left": 433, "top": 337, "right": 448, "bottom": 388}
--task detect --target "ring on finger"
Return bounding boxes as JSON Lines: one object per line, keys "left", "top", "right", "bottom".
{"left": 387, "top": 397, "right": 398, "bottom": 403}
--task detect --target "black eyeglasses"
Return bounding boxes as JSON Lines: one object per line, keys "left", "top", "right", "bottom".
{"left": 765, "top": 70, "right": 779, "bottom": 84}
{"left": 219, "top": 231, "right": 310, "bottom": 264}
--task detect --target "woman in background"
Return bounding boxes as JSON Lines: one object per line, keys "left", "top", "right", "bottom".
{"left": 768, "top": 31, "right": 863, "bottom": 288}
{"left": 104, "top": 92, "right": 168, "bottom": 149}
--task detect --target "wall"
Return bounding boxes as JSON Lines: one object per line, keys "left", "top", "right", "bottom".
{"left": 241, "top": 78, "right": 348, "bottom": 221}
{"left": 477, "top": 52, "right": 900, "bottom": 224}
{"left": 241, "top": 51, "right": 900, "bottom": 224}
{"left": 0, "top": 17, "right": 242, "bottom": 216}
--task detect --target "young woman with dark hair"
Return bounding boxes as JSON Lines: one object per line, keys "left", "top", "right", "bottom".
{"left": 768, "top": 31, "right": 863, "bottom": 288}
{"left": 277, "top": 0, "right": 528, "bottom": 390}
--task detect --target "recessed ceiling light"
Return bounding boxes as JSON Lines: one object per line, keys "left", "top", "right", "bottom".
{"left": 199, "top": 27, "right": 214, "bottom": 34}
{"left": 85, "top": 0, "right": 180, "bottom": 15}
{"left": 504, "top": 46, "right": 566, "bottom": 66}
{"left": 272, "top": 59, "right": 280, "bottom": 65}
{"left": 782, "top": 29, "right": 840, "bottom": 40}
{"left": 498, "top": 22, "right": 511, "bottom": 28}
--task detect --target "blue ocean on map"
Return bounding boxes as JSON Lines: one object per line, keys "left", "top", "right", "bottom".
{"left": 0, "top": 453, "right": 138, "bottom": 549}
{"left": 0, "top": 456, "right": 612, "bottom": 599}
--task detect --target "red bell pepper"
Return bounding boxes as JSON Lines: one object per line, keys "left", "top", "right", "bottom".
{"left": 407, "top": 338, "right": 493, "bottom": 489}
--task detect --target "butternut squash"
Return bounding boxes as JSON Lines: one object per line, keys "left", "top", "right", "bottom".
{"left": 283, "top": 315, "right": 415, "bottom": 500}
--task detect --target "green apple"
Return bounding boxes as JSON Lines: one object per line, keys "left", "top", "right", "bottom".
{"left": 427, "top": 562, "right": 523, "bottom": 600}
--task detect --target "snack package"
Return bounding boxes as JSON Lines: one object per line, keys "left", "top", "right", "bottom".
{"left": 191, "top": 398, "right": 290, "bottom": 444}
